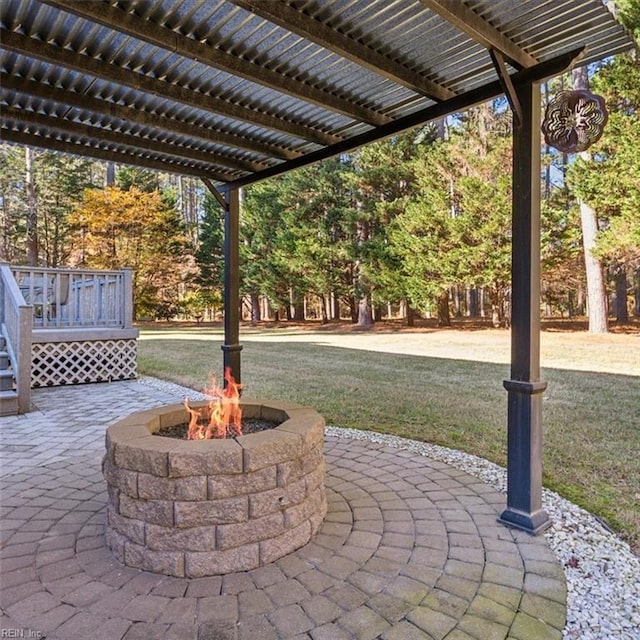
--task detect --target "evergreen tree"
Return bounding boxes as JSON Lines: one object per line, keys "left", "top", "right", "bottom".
{"left": 281, "top": 159, "right": 358, "bottom": 322}
{"left": 0, "top": 146, "right": 97, "bottom": 265}
{"left": 36, "top": 153, "right": 96, "bottom": 267}
{"left": 390, "top": 106, "right": 513, "bottom": 326}
{"left": 241, "top": 176, "right": 294, "bottom": 320}
{"left": 116, "top": 166, "right": 160, "bottom": 193}
{"left": 195, "top": 193, "right": 225, "bottom": 294}
{"left": 351, "top": 132, "right": 419, "bottom": 322}
{"left": 568, "top": 3, "right": 640, "bottom": 321}
{"left": 0, "top": 144, "right": 28, "bottom": 262}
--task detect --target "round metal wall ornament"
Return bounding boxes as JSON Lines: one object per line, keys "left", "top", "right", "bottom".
{"left": 541, "top": 89, "right": 608, "bottom": 153}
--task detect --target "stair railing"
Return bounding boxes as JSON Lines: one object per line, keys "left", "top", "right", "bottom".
{"left": 0, "top": 263, "right": 32, "bottom": 413}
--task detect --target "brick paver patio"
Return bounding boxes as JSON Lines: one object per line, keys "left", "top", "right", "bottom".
{"left": 0, "top": 381, "right": 566, "bottom": 639}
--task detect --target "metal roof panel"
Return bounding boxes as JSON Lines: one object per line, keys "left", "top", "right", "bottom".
{"left": 1, "top": 0, "right": 635, "bottom": 184}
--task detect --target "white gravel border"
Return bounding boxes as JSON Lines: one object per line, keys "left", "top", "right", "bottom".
{"left": 138, "top": 376, "right": 640, "bottom": 640}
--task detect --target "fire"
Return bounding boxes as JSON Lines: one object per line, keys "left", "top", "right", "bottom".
{"left": 184, "top": 368, "right": 242, "bottom": 439}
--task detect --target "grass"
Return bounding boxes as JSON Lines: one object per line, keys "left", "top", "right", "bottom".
{"left": 137, "top": 320, "right": 640, "bottom": 555}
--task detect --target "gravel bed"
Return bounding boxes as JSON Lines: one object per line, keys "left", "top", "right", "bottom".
{"left": 138, "top": 376, "right": 640, "bottom": 640}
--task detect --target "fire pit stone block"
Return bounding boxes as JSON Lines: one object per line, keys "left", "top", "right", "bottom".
{"left": 169, "top": 438, "right": 244, "bottom": 476}
{"left": 103, "top": 399, "right": 327, "bottom": 577}
{"left": 137, "top": 472, "right": 208, "bottom": 501}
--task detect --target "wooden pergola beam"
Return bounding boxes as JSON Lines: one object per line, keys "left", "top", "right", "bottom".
{"left": 419, "top": 0, "right": 539, "bottom": 70}
{"left": 229, "top": 0, "right": 456, "bottom": 102}
{"left": 43, "top": 0, "right": 392, "bottom": 127}
{"left": 223, "top": 47, "right": 585, "bottom": 191}
{"left": 2, "top": 105, "right": 262, "bottom": 175}
{"left": 1, "top": 29, "right": 342, "bottom": 147}
{"left": 0, "top": 129, "right": 228, "bottom": 181}
{"left": 1, "top": 74, "right": 301, "bottom": 162}
{"left": 490, "top": 49, "right": 523, "bottom": 127}
{"left": 201, "top": 178, "right": 227, "bottom": 210}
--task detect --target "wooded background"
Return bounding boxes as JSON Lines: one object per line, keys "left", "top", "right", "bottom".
{"left": 1, "top": 6, "right": 638, "bottom": 332}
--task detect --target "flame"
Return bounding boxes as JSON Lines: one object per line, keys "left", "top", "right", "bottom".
{"left": 184, "top": 368, "right": 242, "bottom": 439}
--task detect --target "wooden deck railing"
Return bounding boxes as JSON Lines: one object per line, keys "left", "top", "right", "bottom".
{"left": 0, "top": 264, "right": 32, "bottom": 413}
{"left": 0, "top": 266, "right": 137, "bottom": 407}
{"left": 11, "top": 267, "right": 134, "bottom": 330}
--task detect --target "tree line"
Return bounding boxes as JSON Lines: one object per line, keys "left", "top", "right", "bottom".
{"left": 1, "top": 17, "right": 638, "bottom": 331}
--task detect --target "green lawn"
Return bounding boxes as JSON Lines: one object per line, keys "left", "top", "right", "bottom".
{"left": 137, "top": 322, "right": 640, "bottom": 555}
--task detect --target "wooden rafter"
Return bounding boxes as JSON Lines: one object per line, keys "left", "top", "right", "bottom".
{"left": 1, "top": 29, "right": 342, "bottom": 147}
{"left": 42, "top": 0, "right": 392, "bottom": 127}
{"left": 1, "top": 105, "right": 261, "bottom": 175}
{"left": 419, "top": 0, "right": 538, "bottom": 70}
{"left": 229, "top": 0, "right": 456, "bottom": 102}
{"left": 201, "top": 178, "right": 227, "bottom": 210}
{"left": 0, "top": 129, "right": 230, "bottom": 180}
{"left": 490, "top": 49, "right": 523, "bottom": 127}
{"left": 1, "top": 74, "right": 300, "bottom": 162}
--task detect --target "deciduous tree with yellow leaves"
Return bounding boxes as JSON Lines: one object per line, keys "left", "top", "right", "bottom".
{"left": 69, "top": 185, "right": 194, "bottom": 319}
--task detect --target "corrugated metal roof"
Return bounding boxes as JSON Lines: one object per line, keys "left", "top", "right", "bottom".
{"left": 0, "top": 0, "right": 635, "bottom": 188}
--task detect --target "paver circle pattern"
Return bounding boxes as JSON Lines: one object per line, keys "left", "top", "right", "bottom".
{"left": 0, "top": 382, "right": 566, "bottom": 640}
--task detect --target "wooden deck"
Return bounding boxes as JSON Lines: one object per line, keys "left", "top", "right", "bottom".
{"left": 0, "top": 265, "right": 138, "bottom": 414}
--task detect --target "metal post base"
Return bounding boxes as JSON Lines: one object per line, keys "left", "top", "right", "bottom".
{"left": 501, "top": 378, "right": 550, "bottom": 536}
{"left": 498, "top": 506, "right": 551, "bottom": 535}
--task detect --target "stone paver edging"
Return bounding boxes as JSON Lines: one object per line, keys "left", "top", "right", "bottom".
{"left": 0, "top": 381, "right": 566, "bottom": 639}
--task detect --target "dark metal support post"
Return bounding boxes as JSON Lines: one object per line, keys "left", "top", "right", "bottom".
{"left": 222, "top": 187, "right": 242, "bottom": 386}
{"left": 498, "top": 80, "right": 551, "bottom": 535}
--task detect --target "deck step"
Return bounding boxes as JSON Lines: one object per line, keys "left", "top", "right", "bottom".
{"left": 0, "top": 370, "right": 14, "bottom": 391}
{"left": 0, "top": 390, "right": 18, "bottom": 416}
{"left": 0, "top": 350, "right": 9, "bottom": 370}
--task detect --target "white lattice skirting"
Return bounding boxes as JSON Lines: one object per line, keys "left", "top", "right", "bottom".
{"left": 32, "top": 339, "right": 137, "bottom": 387}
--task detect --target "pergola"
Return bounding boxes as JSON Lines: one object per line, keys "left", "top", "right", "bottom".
{"left": 0, "top": 0, "right": 634, "bottom": 535}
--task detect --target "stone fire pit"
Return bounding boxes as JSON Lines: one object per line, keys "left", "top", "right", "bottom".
{"left": 103, "top": 399, "right": 327, "bottom": 577}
